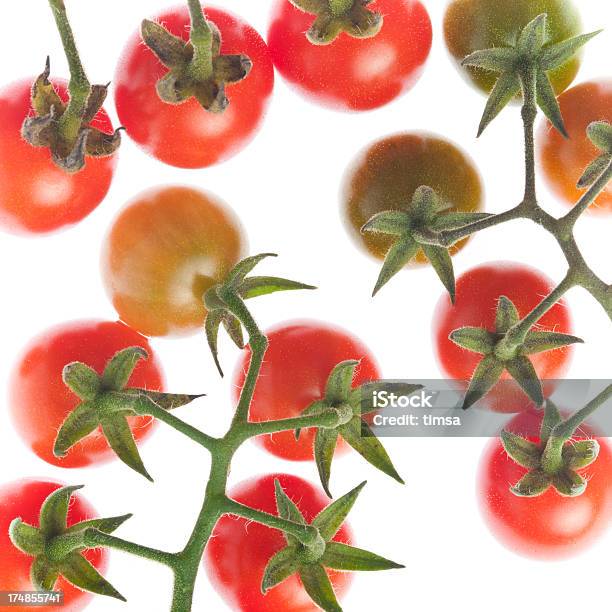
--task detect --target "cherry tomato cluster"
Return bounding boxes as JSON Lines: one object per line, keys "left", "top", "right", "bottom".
{"left": 1, "top": 0, "right": 612, "bottom": 611}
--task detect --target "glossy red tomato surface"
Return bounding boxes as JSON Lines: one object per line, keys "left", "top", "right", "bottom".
{"left": 478, "top": 410, "right": 612, "bottom": 559}
{"left": 0, "top": 479, "right": 106, "bottom": 611}
{"left": 9, "top": 320, "right": 163, "bottom": 468}
{"left": 115, "top": 6, "right": 274, "bottom": 168}
{"left": 233, "top": 320, "right": 381, "bottom": 461}
{"left": 0, "top": 80, "right": 116, "bottom": 235}
{"left": 205, "top": 473, "right": 352, "bottom": 611}
{"left": 267, "top": 0, "right": 432, "bottom": 111}
{"left": 433, "top": 262, "right": 574, "bottom": 412}
{"left": 538, "top": 80, "right": 612, "bottom": 214}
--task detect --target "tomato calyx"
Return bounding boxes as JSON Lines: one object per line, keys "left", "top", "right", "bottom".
{"left": 362, "top": 185, "right": 491, "bottom": 300}
{"left": 501, "top": 388, "right": 612, "bottom": 497}
{"left": 140, "top": 1, "right": 252, "bottom": 112}
{"left": 288, "top": 0, "right": 382, "bottom": 45}
{"left": 462, "top": 14, "right": 601, "bottom": 137}
{"left": 450, "top": 296, "right": 583, "bottom": 409}
{"left": 56, "top": 346, "right": 204, "bottom": 480}
{"left": 296, "top": 360, "right": 409, "bottom": 497}
{"left": 203, "top": 253, "right": 316, "bottom": 376}
{"left": 9, "top": 485, "right": 129, "bottom": 600}
{"left": 577, "top": 121, "right": 612, "bottom": 189}
{"left": 262, "top": 479, "right": 403, "bottom": 609}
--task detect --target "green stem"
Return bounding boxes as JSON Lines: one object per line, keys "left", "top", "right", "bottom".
{"left": 237, "top": 411, "right": 341, "bottom": 439}
{"left": 223, "top": 498, "right": 319, "bottom": 545}
{"left": 561, "top": 159, "right": 612, "bottom": 228}
{"left": 519, "top": 68, "right": 538, "bottom": 206}
{"left": 186, "top": 0, "right": 214, "bottom": 80}
{"left": 48, "top": 0, "right": 91, "bottom": 142}
{"left": 134, "top": 396, "right": 217, "bottom": 451}
{"left": 85, "top": 530, "right": 177, "bottom": 568}
{"left": 329, "top": 0, "right": 353, "bottom": 16}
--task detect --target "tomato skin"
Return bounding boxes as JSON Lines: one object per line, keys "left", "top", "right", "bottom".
{"left": 0, "top": 80, "right": 116, "bottom": 235}
{"left": 267, "top": 0, "right": 432, "bottom": 111}
{"left": 9, "top": 320, "right": 163, "bottom": 468}
{"left": 115, "top": 6, "right": 274, "bottom": 169}
{"left": 342, "top": 132, "right": 483, "bottom": 264}
{"left": 444, "top": 0, "right": 582, "bottom": 95}
{"left": 205, "top": 473, "right": 352, "bottom": 611}
{"left": 433, "top": 263, "right": 573, "bottom": 412}
{"left": 101, "top": 186, "right": 246, "bottom": 338}
{"left": 233, "top": 321, "right": 380, "bottom": 461}
{"left": 478, "top": 410, "right": 612, "bottom": 559}
{"left": 538, "top": 81, "right": 612, "bottom": 214}
{"left": 0, "top": 479, "right": 106, "bottom": 611}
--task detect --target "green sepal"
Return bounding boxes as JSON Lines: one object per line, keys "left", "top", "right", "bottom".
{"left": 54, "top": 402, "right": 99, "bottom": 458}
{"left": 205, "top": 309, "right": 224, "bottom": 377}
{"left": 361, "top": 211, "right": 411, "bottom": 236}
{"left": 129, "top": 389, "right": 205, "bottom": 411}
{"left": 500, "top": 430, "right": 541, "bottom": 469}
{"left": 226, "top": 253, "right": 277, "bottom": 288}
{"left": 140, "top": 19, "right": 191, "bottom": 70}
{"left": 540, "top": 30, "right": 602, "bottom": 72}
{"left": 371, "top": 236, "right": 419, "bottom": 296}
{"left": 536, "top": 69, "right": 567, "bottom": 137}
{"left": 449, "top": 327, "right": 495, "bottom": 354}
{"left": 222, "top": 313, "right": 245, "bottom": 350}
{"left": 461, "top": 47, "right": 516, "bottom": 73}
{"left": 313, "top": 481, "right": 366, "bottom": 541}
{"left": 299, "top": 564, "right": 342, "bottom": 612}
{"left": 517, "top": 14, "right": 547, "bottom": 55}
{"left": 9, "top": 519, "right": 46, "bottom": 556}
{"left": 340, "top": 417, "right": 404, "bottom": 485}
{"left": 261, "top": 546, "right": 301, "bottom": 594}
{"left": 239, "top": 276, "right": 316, "bottom": 300}
{"left": 552, "top": 469, "right": 587, "bottom": 497}
{"left": 102, "top": 347, "right": 148, "bottom": 391}
{"left": 274, "top": 479, "right": 307, "bottom": 546}
{"left": 477, "top": 71, "right": 521, "bottom": 137}
{"left": 587, "top": 121, "right": 612, "bottom": 153}
{"left": 577, "top": 153, "right": 612, "bottom": 189}
{"left": 325, "top": 360, "right": 359, "bottom": 405}
{"left": 562, "top": 439, "right": 600, "bottom": 470}
{"left": 62, "top": 363, "right": 101, "bottom": 400}
{"left": 510, "top": 469, "right": 551, "bottom": 497}
{"left": 59, "top": 552, "right": 126, "bottom": 601}
{"left": 421, "top": 244, "right": 455, "bottom": 303}
{"left": 39, "top": 486, "right": 84, "bottom": 538}
{"left": 31, "top": 57, "right": 63, "bottom": 116}
{"left": 505, "top": 356, "right": 544, "bottom": 407}
{"left": 31, "top": 556, "right": 60, "bottom": 591}
{"left": 101, "top": 416, "right": 153, "bottom": 482}
{"left": 430, "top": 211, "right": 493, "bottom": 231}
{"left": 495, "top": 296, "right": 520, "bottom": 333}
{"left": 314, "top": 428, "right": 339, "bottom": 498}
{"left": 462, "top": 355, "right": 504, "bottom": 410}
{"left": 521, "top": 331, "right": 583, "bottom": 354}
{"left": 320, "top": 541, "right": 404, "bottom": 572}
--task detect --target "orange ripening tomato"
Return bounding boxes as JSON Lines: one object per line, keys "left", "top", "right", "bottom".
{"left": 538, "top": 80, "right": 612, "bottom": 213}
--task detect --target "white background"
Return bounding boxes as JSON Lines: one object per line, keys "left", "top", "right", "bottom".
{"left": 1, "top": 1, "right": 611, "bottom": 610}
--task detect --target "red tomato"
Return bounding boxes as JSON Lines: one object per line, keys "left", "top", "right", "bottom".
{"left": 115, "top": 6, "right": 274, "bottom": 168}
{"left": 0, "top": 479, "right": 106, "bottom": 611}
{"left": 433, "top": 262, "right": 574, "bottom": 412}
{"left": 267, "top": 0, "right": 432, "bottom": 111}
{"left": 0, "top": 80, "right": 116, "bottom": 235}
{"left": 233, "top": 320, "right": 381, "bottom": 461}
{"left": 205, "top": 473, "right": 352, "bottom": 611}
{"left": 9, "top": 320, "right": 164, "bottom": 468}
{"left": 478, "top": 410, "right": 612, "bottom": 559}
{"left": 538, "top": 80, "right": 612, "bottom": 214}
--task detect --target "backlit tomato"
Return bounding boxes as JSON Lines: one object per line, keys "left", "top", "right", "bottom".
{"left": 538, "top": 80, "right": 612, "bottom": 213}
{"left": 342, "top": 133, "right": 483, "bottom": 264}
{"left": 233, "top": 321, "right": 380, "bottom": 461}
{"left": 444, "top": 0, "right": 582, "bottom": 95}
{"left": 205, "top": 473, "right": 352, "bottom": 611}
{"left": 267, "top": 0, "right": 432, "bottom": 111}
{"left": 0, "top": 479, "right": 106, "bottom": 611}
{"left": 478, "top": 410, "right": 612, "bottom": 559}
{"left": 9, "top": 320, "right": 163, "bottom": 468}
{"left": 101, "top": 186, "right": 246, "bottom": 337}
{"left": 0, "top": 80, "right": 116, "bottom": 235}
{"left": 433, "top": 262, "right": 573, "bottom": 412}
{"left": 115, "top": 6, "right": 274, "bottom": 169}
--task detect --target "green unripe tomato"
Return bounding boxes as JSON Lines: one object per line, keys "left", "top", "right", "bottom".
{"left": 444, "top": 0, "right": 582, "bottom": 95}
